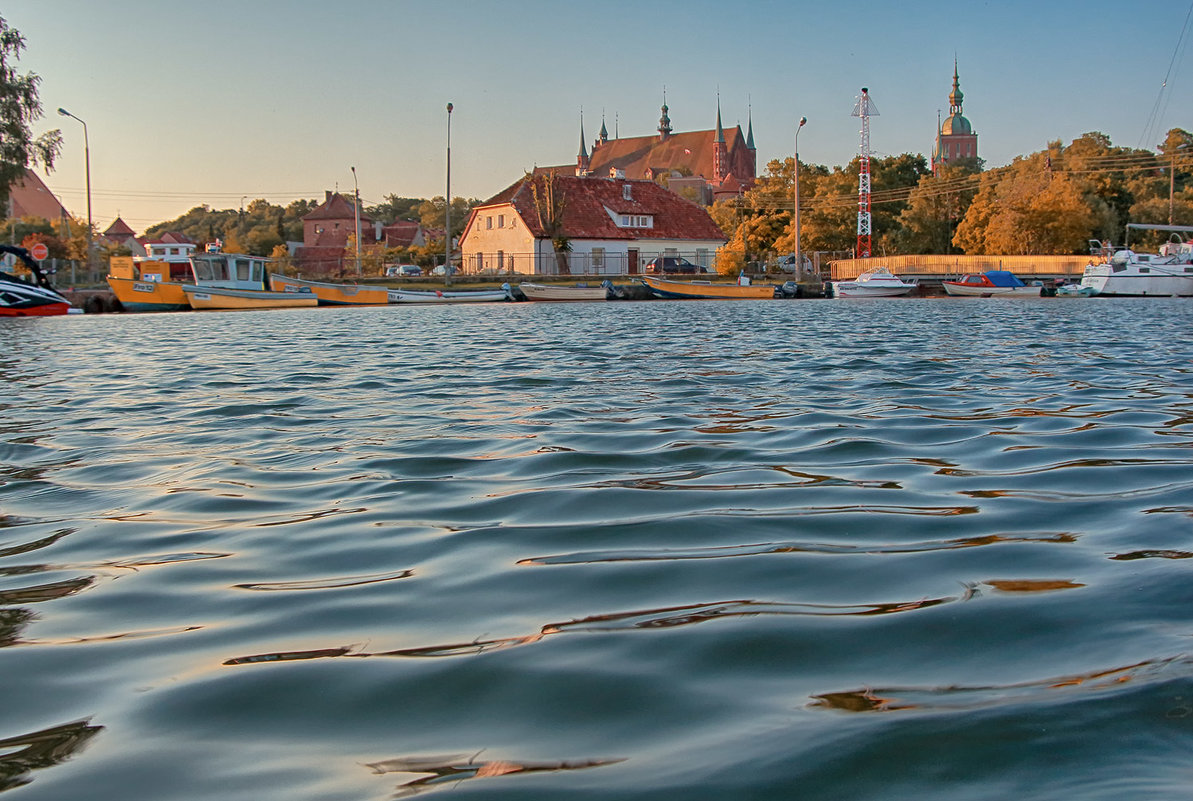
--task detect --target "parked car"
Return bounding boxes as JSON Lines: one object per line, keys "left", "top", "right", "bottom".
{"left": 431, "top": 265, "right": 457, "bottom": 276}
{"left": 644, "top": 256, "right": 707, "bottom": 274}
{"left": 384, "top": 264, "right": 422, "bottom": 277}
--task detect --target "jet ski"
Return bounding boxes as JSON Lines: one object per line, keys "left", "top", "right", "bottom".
{"left": 0, "top": 244, "right": 75, "bottom": 316}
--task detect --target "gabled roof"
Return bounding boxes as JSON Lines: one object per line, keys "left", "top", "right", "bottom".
{"left": 539, "top": 127, "right": 751, "bottom": 185}
{"left": 303, "top": 192, "right": 373, "bottom": 224}
{"left": 470, "top": 174, "right": 727, "bottom": 243}
{"left": 383, "top": 220, "right": 424, "bottom": 248}
{"left": 8, "top": 168, "right": 69, "bottom": 221}
{"left": 103, "top": 216, "right": 136, "bottom": 237}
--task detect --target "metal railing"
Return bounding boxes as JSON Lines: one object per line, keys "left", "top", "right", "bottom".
{"left": 462, "top": 250, "right": 717, "bottom": 276}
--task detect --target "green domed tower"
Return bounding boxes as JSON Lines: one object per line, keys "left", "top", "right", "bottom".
{"left": 932, "top": 60, "right": 978, "bottom": 174}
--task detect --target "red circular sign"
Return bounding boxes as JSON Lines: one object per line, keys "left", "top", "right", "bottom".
{"left": 29, "top": 243, "right": 49, "bottom": 261}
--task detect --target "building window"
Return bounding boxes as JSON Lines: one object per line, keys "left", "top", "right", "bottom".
{"left": 497, "top": 215, "right": 504, "bottom": 228}
{"left": 621, "top": 215, "right": 630, "bottom": 226}
{"left": 486, "top": 216, "right": 492, "bottom": 229}
{"left": 623, "top": 184, "right": 632, "bottom": 201}
{"left": 497, "top": 250, "right": 504, "bottom": 271}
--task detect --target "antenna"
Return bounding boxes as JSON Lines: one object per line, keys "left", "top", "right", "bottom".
{"left": 851, "top": 87, "right": 880, "bottom": 259}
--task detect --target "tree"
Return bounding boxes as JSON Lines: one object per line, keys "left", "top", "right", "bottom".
{"left": 0, "top": 15, "right": 61, "bottom": 210}
{"left": 528, "top": 173, "right": 570, "bottom": 275}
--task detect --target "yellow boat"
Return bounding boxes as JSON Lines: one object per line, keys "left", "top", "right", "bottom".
{"left": 182, "top": 251, "right": 316, "bottom": 310}
{"left": 107, "top": 256, "right": 192, "bottom": 311}
{"left": 183, "top": 285, "right": 317, "bottom": 310}
{"left": 269, "top": 273, "right": 389, "bottom": 305}
{"left": 639, "top": 275, "right": 776, "bottom": 299}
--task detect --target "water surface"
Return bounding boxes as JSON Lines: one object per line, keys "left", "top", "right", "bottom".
{"left": 2, "top": 297, "right": 1192, "bottom": 799}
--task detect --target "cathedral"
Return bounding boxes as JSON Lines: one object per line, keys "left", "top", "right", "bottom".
{"left": 932, "top": 61, "right": 978, "bottom": 174}
{"left": 539, "top": 98, "right": 758, "bottom": 204}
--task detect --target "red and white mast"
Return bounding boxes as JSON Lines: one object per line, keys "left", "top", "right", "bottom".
{"left": 851, "top": 87, "right": 879, "bottom": 259}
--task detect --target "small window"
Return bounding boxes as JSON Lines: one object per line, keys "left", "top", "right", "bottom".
{"left": 236, "top": 259, "right": 251, "bottom": 280}
{"left": 621, "top": 215, "right": 629, "bottom": 226}
{"left": 623, "top": 184, "right": 632, "bottom": 201}
{"left": 486, "top": 216, "right": 492, "bottom": 229}
{"left": 497, "top": 215, "right": 504, "bottom": 228}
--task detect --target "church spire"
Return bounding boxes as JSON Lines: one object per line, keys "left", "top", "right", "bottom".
{"left": 746, "top": 101, "right": 755, "bottom": 150}
{"left": 949, "top": 57, "right": 964, "bottom": 115}
{"left": 658, "top": 87, "right": 672, "bottom": 141}
{"left": 713, "top": 94, "right": 728, "bottom": 183}
{"left": 577, "top": 111, "right": 589, "bottom": 175}
{"left": 599, "top": 111, "right": 608, "bottom": 144}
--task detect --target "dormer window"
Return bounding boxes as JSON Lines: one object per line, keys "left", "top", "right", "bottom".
{"left": 617, "top": 214, "right": 653, "bottom": 228}
{"left": 623, "top": 184, "right": 632, "bottom": 201}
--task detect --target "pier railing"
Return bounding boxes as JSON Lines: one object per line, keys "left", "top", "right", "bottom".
{"left": 829, "top": 254, "right": 1093, "bottom": 280}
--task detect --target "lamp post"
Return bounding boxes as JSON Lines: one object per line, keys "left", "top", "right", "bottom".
{"left": 445, "top": 102, "right": 453, "bottom": 285}
{"left": 57, "top": 108, "right": 92, "bottom": 274}
{"left": 794, "top": 116, "right": 806, "bottom": 277}
{"left": 351, "top": 166, "right": 361, "bottom": 275}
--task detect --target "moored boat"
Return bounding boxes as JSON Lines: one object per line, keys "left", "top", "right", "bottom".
{"left": 183, "top": 285, "right": 318, "bottom": 310}
{"left": 269, "top": 273, "right": 388, "bottom": 306}
{"left": 387, "top": 285, "right": 512, "bottom": 304}
{"left": 182, "top": 250, "right": 316, "bottom": 310}
{"left": 0, "top": 245, "right": 75, "bottom": 316}
{"left": 639, "top": 275, "right": 775, "bottom": 299}
{"left": 1079, "top": 224, "right": 1193, "bottom": 297}
{"left": 829, "top": 266, "right": 915, "bottom": 298}
{"left": 519, "top": 281, "right": 612, "bottom": 301}
{"left": 943, "top": 270, "right": 1042, "bottom": 297}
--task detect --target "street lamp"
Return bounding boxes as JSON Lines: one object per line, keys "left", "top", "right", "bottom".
{"left": 351, "top": 166, "right": 361, "bottom": 275}
{"left": 794, "top": 116, "right": 806, "bottom": 277}
{"left": 57, "top": 107, "right": 92, "bottom": 273}
{"left": 445, "top": 102, "right": 453, "bottom": 285}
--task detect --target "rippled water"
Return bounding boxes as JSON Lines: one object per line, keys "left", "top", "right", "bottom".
{"left": 2, "top": 297, "right": 1192, "bottom": 800}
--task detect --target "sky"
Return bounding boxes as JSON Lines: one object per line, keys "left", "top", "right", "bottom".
{"left": 6, "top": 0, "right": 1192, "bottom": 234}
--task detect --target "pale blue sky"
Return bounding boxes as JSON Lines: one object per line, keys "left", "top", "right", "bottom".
{"left": 8, "top": 0, "right": 1192, "bottom": 232}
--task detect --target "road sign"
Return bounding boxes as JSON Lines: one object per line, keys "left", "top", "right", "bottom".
{"left": 29, "top": 243, "right": 49, "bottom": 261}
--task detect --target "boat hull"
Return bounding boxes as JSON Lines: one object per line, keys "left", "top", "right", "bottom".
{"left": 107, "top": 276, "right": 191, "bottom": 311}
{"left": 182, "top": 285, "right": 318, "bottom": 310}
{"left": 640, "top": 276, "right": 775, "bottom": 299}
{"left": 942, "top": 283, "right": 1042, "bottom": 297}
{"left": 831, "top": 281, "right": 914, "bottom": 298}
{"left": 269, "top": 273, "right": 389, "bottom": 305}
{"left": 0, "top": 273, "right": 74, "bottom": 316}
{"left": 387, "top": 288, "right": 510, "bottom": 304}
{"left": 519, "top": 282, "right": 608, "bottom": 301}
{"left": 1079, "top": 265, "right": 1193, "bottom": 297}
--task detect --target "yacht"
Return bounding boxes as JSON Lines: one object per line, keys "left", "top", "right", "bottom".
{"left": 1080, "top": 224, "right": 1193, "bottom": 297}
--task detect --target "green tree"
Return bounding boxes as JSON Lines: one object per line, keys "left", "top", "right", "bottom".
{"left": 0, "top": 15, "right": 61, "bottom": 210}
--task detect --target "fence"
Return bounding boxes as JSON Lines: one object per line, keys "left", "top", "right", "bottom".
{"left": 1, "top": 256, "right": 101, "bottom": 287}
{"left": 828, "top": 254, "right": 1093, "bottom": 280}
{"left": 462, "top": 249, "right": 717, "bottom": 276}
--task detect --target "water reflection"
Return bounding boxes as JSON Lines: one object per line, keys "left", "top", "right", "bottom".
{"left": 811, "top": 655, "right": 1190, "bottom": 714}
{"left": 363, "top": 752, "right": 624, "bottom": 798}
{"left": 223, "top": 595, "right": 965, "bottom": 665}
{"left": 0, "top": 719, "right": 102, "bottom": 792}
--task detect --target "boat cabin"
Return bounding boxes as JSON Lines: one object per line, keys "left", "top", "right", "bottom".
{"left": 189, "top": 252, "right": 271, "bottom": 291}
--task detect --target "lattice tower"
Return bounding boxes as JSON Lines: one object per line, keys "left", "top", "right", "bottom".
{"left": 851, "top": 87, "right": 879, "bottom": 258}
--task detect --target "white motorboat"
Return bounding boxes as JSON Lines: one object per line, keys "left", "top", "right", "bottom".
{"left": 1079, "top": 224, "right": 1193, "bottom": 297}
{"left": 829, "top": 266, "right": 915, "bottom": 298}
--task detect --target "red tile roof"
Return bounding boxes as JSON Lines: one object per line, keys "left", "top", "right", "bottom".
{"left": 8, "top": 169, "right": 69, "bottom": 220}
{"left": 103, "top": 216, "right": 136, "bottom": 237}
{"left": 383, "top": 220, "right": 423, "bottom": 248}
{"left": 303, "top": 192, "right": 373, "bottom": 224}
{"left": 538, "top": 126, "right": 755, "bottom": 188}
{"left": 471, "top": 174, "right": 727, "bottom": 242}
